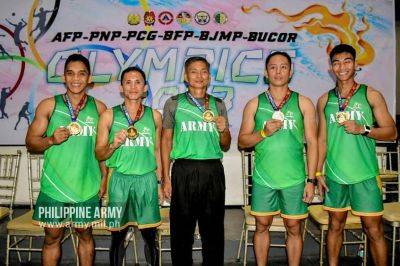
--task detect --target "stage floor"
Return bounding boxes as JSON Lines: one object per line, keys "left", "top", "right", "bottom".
{"left": 0, "top": 207, "right": 393, "bottom": 265}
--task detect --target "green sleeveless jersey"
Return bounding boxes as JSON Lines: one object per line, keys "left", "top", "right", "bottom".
{"left": 253, "top": 91, "right": 306, "bottom": 189}
{"left": 106, "top": 105, "right": 156, "bottom": 175}
{"left": 324, "top": 84, "right": 378, "bottom": 184}
{"left": 170, "top": 93, "right": 222, "bottom": 160}
{"left": 41, "top": 94, "right": 101, "bottom": 203}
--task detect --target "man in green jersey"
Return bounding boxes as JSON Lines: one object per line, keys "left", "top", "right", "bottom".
{"left": 317, "top": 44, "right": 397, "bottom": 266}
{"left": 238, "top": 51, "right": 318, "bottom": 265}
{"left": 26, "top": 54, "right": 107, "bottom": 266}
{"left": 162, "top": 56, "right": 231, "bottom": 265}
{"left": 95, "top": 66, "right": 162, "bottom": 266}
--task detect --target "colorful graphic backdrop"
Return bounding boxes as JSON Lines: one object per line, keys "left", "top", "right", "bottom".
{"left": 0, "top": 0, "right": 396, "bottom": 145}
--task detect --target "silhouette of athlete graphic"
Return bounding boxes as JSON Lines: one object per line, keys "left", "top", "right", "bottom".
{"left": 5, "top": 18, "right": 28, "bottom": 49}
{"left": 14, "top": 101, "right": 31, "bottom": 130}
{"left": 0, "top": 87, "right": 10, "bottom": 119}
{"left": 0, "top": 34, "right": 12, "bottom": 59}
{"left": 30, "top": 7, "right": 58, "bottom": 41}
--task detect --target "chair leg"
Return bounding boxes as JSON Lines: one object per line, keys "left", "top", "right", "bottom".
{"left": 13, "top": 236, "right": 22, "bottom": 262}
{"left": 343, "top": 231, "right": 348, "bottom": 256}
{"left": 243, "top": 228, "right": 249, "bottom": 266}
{"left": 236, "top": 221, "right": 245, "bottom": 262}
{"left": 158, "top": 231, "right": 162, "bottom": 266}
{"left": 28, "top": 236, "right": 33, "bottom": 261}
{"left": 320, "top": 229, "right": 325, "bottom": 266}
{"left": 392, "top": 226, "right": 397, "bottom": 266}
{"left": 75, "top": 235, "right": 79, "bottom": 266}
{"left": 132, "top": 232, "right": 138, "bottom": 265}
{"left": 6, "top": 234, "right": 10, "bottom": 266}
{"left": 363, "top": 233, "right": 367, "bottom": 266}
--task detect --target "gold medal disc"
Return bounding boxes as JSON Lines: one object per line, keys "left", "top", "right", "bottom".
{"left": 336, "top": 112, "right": 350, "bottom": 124}
{"left": 127, "top": 126, "right": 138, "bottom": 140}
{"left": 203, "top": 110, "right": 215, "bottom": 122}
{"left": 272, "top": 111, "right": 285, "bottom": 121}
{"left": 67, "top": 122, "right": 82, "bottom": 135}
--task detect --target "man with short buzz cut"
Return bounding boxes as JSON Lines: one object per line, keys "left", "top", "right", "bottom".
{"left": 26, "top": 53, "right": 107, "bottom": 266}
{"left": 238, "top": 51, "right": 318, "bottom": 265}
{"left": 161, "top": 56, "right": 231, "bottom": 265}
{"left": 316, "top": 43, "right": 397, "bottom": 266}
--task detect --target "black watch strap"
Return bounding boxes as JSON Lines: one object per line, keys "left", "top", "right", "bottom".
{"left": 306, "top": 178, "right": 318, "bottom": 185}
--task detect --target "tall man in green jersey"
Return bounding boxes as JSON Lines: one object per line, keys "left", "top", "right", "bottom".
{"left": 26, "top": 54, "right": 107, "bottom": 266}
{"left": 162, "top": 56, "right": 231, "bottom": 265}
{"left": 317, "top": 44, "right": 397, "bottom": 266}
{"left": 95, "top": 66, "right": 162, "bottom": 266}
{"left": 238, "top": 51, "right": 318, "bottom": 266}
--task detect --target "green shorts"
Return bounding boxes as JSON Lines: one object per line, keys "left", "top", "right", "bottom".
{"left": 323, "top": 176, "right": 383, "bottom": 216}
{"left": 251, "top": 181, "right": 308, "bottom": 219}
{"left": 106, "top": 170, "right": 161, "bottom": 230}
{"left": 32, "top": 192, "right": 101, "bottom": 228}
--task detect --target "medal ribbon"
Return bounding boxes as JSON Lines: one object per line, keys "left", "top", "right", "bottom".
{"left": 186, "top": 92, "right": 210, "bottom": 113}
{"left": 265, "top": 88, "right": 291, "bottom": 111}
{"left": 336, "top": 82, "right": 358, "bottom": 111}
{"left": 120, "top": 103, "right": 143, "bottom": 126}
{"left": 64, "top": 93, "right": 87, "bottom": 122}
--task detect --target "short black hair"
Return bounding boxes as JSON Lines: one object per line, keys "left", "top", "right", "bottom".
{"left": 265, "top": 51, "right": 292, "bottom": 69}
{"left": 329, "top": 44, "right": 356, "bottom": 63}
{"left": 184, "top": 56, "right": 210, "bottom": 72}
{"left": 64, "top": 54, "right": 91, "bottom": 74}
{"left": 120, "top": 66, "right": 147, "bottom": 85}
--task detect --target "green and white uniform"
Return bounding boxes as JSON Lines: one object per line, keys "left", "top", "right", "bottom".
{"left": 323, "top": 84, "right": 382, "bottom": 215}
{"left": 170, "top": 94, "right": 222, "bottom": 160}
{"left": 106, "top": 105, "right": 161, "bottom": 230}
{"left": 251, "top": 91, "right": 308, "bottom": 219}
{"left": 32, "top": 94, "right": 101, "bottom": 227}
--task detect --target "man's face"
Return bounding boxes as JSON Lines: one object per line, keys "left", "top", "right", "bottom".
{"left": 63, "top": 61, "right": 91, "bottom": 94}
{"left": 120, "top": 71, "right": 147, "bottom": 101}
{"left": 265, "top": 54, "right": 292, "bottom": 87}
{"left": 331, "top": 52, "right": 356, "bottom": 82}
{"left": 184, "top": 61, "right": 210, "bottom": 90}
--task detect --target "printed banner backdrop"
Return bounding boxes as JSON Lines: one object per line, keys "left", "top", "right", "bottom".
{"left": 0, "top": 0, "right": 396, "bottom": 145}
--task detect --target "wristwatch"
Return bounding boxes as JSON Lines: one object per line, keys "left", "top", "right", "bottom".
{"left": 306, "top": 178, "right": 318, "bottom": 186}
{"left": 362, "top": 125, "right": 371, "bottom": 136}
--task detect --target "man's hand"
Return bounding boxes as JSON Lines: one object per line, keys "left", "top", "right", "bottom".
{"left": 263, "top": 119, "right": 283, "bottom": 137}
{"left": 98, "top": 174, "right": 107, "bottom": 199}
{"left": 316, "top": 175, "right": 329, "bottom": 199}
{"left": 340, "top": 120, "right": 364, "bottom": 135}
{"left": 163, "top": 178, "right": 172, "bottom": 200}
{"left": 215, "top": 116, "right": 227, "bottom": 133}
{"left": 50, "top": 127, "right": 70, "bottom": 145}
{"left": 158, "top": 184, "right": 164, "bottom": 204}
{"left": 303, "top": 183, "right": 315, "bottom": 203}
{"left": 112, "top": 130, "right": 127, "bottom": 148}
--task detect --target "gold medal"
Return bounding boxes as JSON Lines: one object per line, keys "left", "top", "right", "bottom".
{"left": 67, "top": 122, "right": 82, "bottom": 135}
{"left": 336, "top": 112, "right": 350, "bottom": 124}
{"left": 203, "top": 110, "right": 215, "bottom": 122}
{"left": 127, "top": 126, "right": 138, "bottom": 140}
{"left": 272, "top": 110, "right": 285, "bottom": 121}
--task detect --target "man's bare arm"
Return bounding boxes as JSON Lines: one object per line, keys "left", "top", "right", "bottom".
{"left": 365, "top": 87, "right": 397, "bottom": 140}
{"left": 25, "top": 97, "right": 69, "bottom": 153}
{"left": 238, "top": 97, "right": 264, "bottom": 149}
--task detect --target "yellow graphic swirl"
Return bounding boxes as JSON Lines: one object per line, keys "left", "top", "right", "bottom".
{"left": 242, "top": 2, "right": 374, "bottom": 66}
{"left": 27, "top": 0, "right": 46, "bottom": 70}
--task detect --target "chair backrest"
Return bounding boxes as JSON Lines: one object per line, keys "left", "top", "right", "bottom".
{"left": 0, "top": 150, "right": 22, "bottom": 219}
{"left": 240, "top": 149, "right": 254, "bottom": 206}
{"left": 376, "top": 141, "right": 399, "bottom": 175}
{"left": 27, "top": 152, "right": 44, "bottom": 209}
{"left": 375, "top": 141, "right": 399, "bottom": 200}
